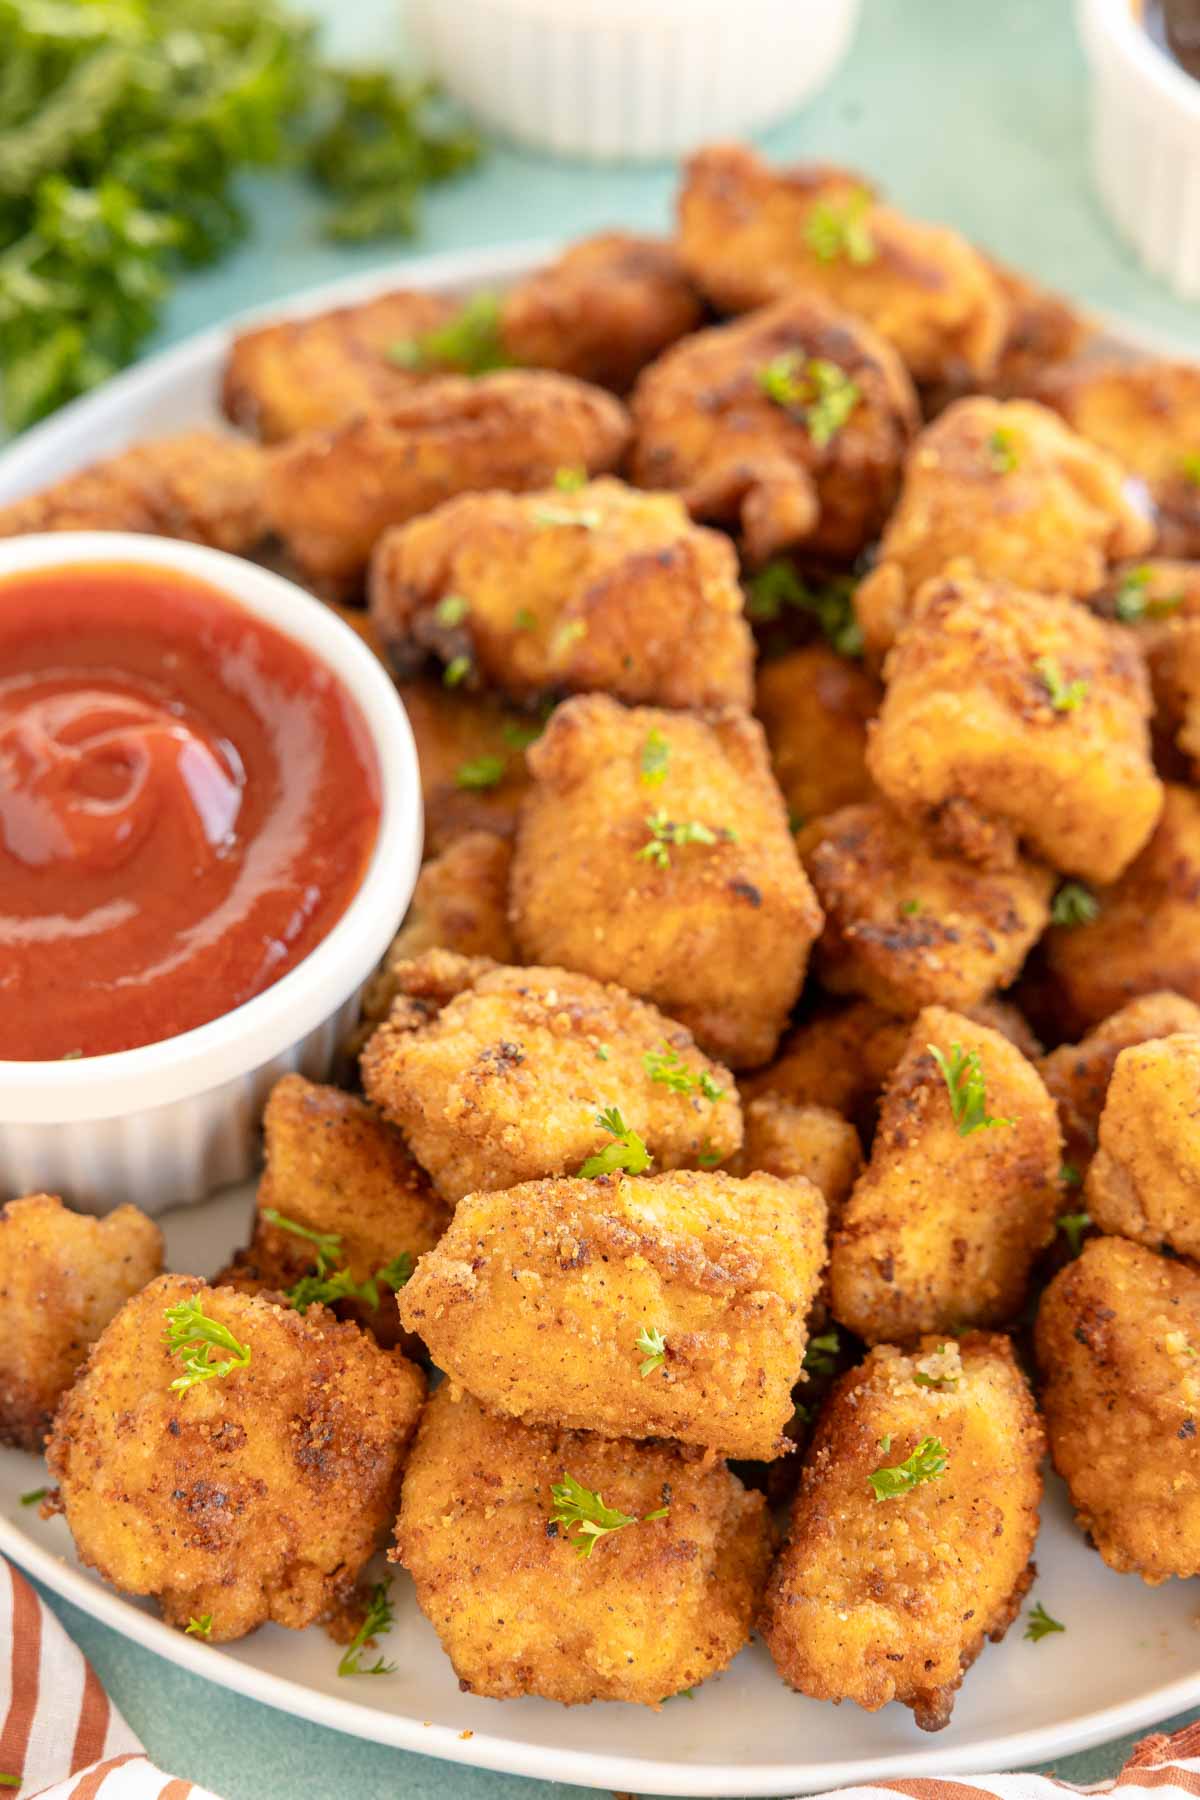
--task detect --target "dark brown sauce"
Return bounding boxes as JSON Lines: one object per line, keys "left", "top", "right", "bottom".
{"left": 1142, "top": 0, "right": 1200, "bottom": 80}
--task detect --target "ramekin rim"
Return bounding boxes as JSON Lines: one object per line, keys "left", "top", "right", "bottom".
{"left": 1081, "top": 0, "right": 1200, "bottom": 118}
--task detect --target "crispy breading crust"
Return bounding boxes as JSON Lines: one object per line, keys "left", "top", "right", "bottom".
{"left": 46, "top": 1275, "right": 425, "bottom": 1640}
{"left": 0, "top": 1195, "right": 162, "bottom": 1451}
{"left": 0, "top": 431, "right": 268, "bottom": 554}
{"left": 369, "top": 477, "right": 754, "bottom": 711}
{"left": 509, "top": 694, "right": 822, "bottom": 1068}
{"left": 1091, "top": 559, "right": 1200, "bottom": 779}
{"left": 733, "top": 1095, "right": 863, "bottom": 1226}
{"left": 829, "top": 1006, "right": 1061, "bottom": 1342}
{"left": 755, "top": 646, "right": 881, "bottom": 829}
{"left": 1036, "top": 1236, "right": 1200, "bottom": 1582}
{"left": 360, "top": 950, "right": 742, "bottom": 1201}
{"left": 853, "top": 398, "right": 1153, "bottom": 660}
{"left": 393, "top": 1385, "right": 771, "bottom": 1704}
{"left": 867, "top": 570, "right": 1162, "bottom": 885}
{"left": 675, "top": 144, "right": 1009, "bottom": 386}
{"left": 395, "top": 675, "right": 537, "bottom": 857}
{"left": 400, "top": 1167, "right": 825, "bottom": 1459}
{"left": 1085, "top": 1033, "right": 1200, "bottom": 1258}
{"left": 629, "top": 294, "right": 918, "bottom": 565}
{"left": 759, "top": 1334, "right": 1043, "bottom": 1730}
{"left": 262, "top": 370, "right": 631, "bottom": 594}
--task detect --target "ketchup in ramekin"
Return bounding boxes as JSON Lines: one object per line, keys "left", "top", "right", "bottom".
{"left": 0, "top": 562, "right": 381, "bottom": 1061}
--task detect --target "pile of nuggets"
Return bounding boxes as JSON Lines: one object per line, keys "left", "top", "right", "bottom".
{"left": 7, "top": 140, "right": 1200, "bottom": 1733}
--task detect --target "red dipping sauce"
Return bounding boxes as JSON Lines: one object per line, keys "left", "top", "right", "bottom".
{"left": 0, "top": 562, "right": 381, "bottom": 1061}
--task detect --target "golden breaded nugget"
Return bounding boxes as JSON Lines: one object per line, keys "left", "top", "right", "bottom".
{"left": 1041, "top": 785, "right": 1200, "bottom": 1032}
{"left": 1037, "top": 357, "right": 1200, "bottom": 559}
{"left": 1036, "top": 1236, "right": 1200, "bottom": 1581}
{"left": 755, "top": 645, "right": 881, "bottom": 829}
{"left": 0, "top": 431, "right": 268, "bottom": 554}
{"left": 629, "top": 295, "right": 917, "bottom": 565}
{"left": 369, "top": 477, "right": 754, "bottom": 711}
{"left": 401, "top": 1168, "right": 824, "bottom": 1460}
{"left": 1037, "top": 992, "right": 1200, "bottom": 1179}
{"left": 1085, "top": 1034, "right": 1200, "bottom": 1258}
{"left": 510, "top": 694, "right": 821, "bottom": 1068}
{"left": 0, "top": 1195, "right": 162, "bottom": 1451}
{"left": 675, "top": 144, "right": 1008, "bottom": 387}
{"left": 263, "top": 370, "right": 630, "bottom": 594}
{"left": 984, "top": 259, "right": 1096, "bottom": 399}
{"left": 734, "top": 1094, "right": 862, "bottom": 1225}
{"left": 501, "top": 232, "right": 703, "bottom": 392}
{"left": 740, "top": 1000, "right": 910, "bottom": 1132}
{"left": 394, "top": 1385, "right": 769, "bottom": 1704}
{"left": 759, "top": 1334, "right": 1042, "bottom": 1730}
{"left": 867, "top": 571, "right": 1162, "bottom": 885}
{"left": 829, "top": 1006, "right": 1061, "bottom": 1342}
{"left": 361, "top": 951, "right": 741, "bottom": 1201}
{"left": 805, "top": 801, "right": 1053, "bottom": 1012}
{"left": 216, "top": 1076, "right": 450, "bottom": 1347}
{"left": 46, "top": 1275, "right": 425, "bottom": 1640}
{"left": 854, "top": 399, "right": 1153, "bottom": 659}
{"left": 221, "top": 290, "right": 458, "bottom": 441}
{"left": 395, "top": 675, "right": 536, "bottom": 855}
{"left": 1092, "top": 559, "right": 1200, "bottom": 777}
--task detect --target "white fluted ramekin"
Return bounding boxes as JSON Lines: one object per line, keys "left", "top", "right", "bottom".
{"left": 0, "top": 533, "right": 422, "bottom": 1215}
{"left": 407, "top": 0, "right": 862, "bottom": 163}
{"left": 1078, "top": 0, "right": 1200, "bottom": 299}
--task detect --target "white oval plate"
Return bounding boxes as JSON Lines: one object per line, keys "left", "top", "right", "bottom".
{"left": 0, "top": 246, "right": 1197, "bottom": 1797}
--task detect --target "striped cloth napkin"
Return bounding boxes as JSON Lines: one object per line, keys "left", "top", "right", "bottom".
{"left": 3, "top": 1551, "right": 1199, "bottom": 1800}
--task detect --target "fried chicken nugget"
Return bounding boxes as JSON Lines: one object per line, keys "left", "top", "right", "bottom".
{"left": 0, "top": 1195, "right": 162, "bottom": 1451}
{"left": 263, "top": 370, "right": 631, "bottom": 594}
{"left": 984, "top": 259, "right": 1096, "bottom": 398}
{"left": 629, "top": 295, "right": 918, "bottom": 565}
{"left": 395, "top": 675, "right": 535, "bottom": 854}
{"left": 216, "top": 1076, "right": 450, "bottom": 1346}
{"left": 675, "top": 144, "right": 1009, "bottom": 388}
{"left": 805, "top": 801, "right": 1054, "bottom": 1013}
{"left": 402, "top": 1166, "right": 824, "bottom": 1459}
{"left": 509, "top": 694, "right": 821, "bottom": 1068}
{"left": 394, "top": 1384, "right": 770, "bottom": 1703}
{"left": 0, "top": 431, "right": 268, "bottom": 554}
{"left": 759, "top": 1334, "right": 1043, "bottom": 1730}
{"left": 46, "top": 1275, "right": 425, "bottom": 1639}
{"left": 1037, "top": 992, "right": 1200, "bottom": 1179}
{"left": 853, "top": 399, "right": 1153, "bottom": 660}
{"left": 733, "top": 1094, "right": 863, "bottom": 1224}
{"left": 829, "top": 1006, "right": 1061, "bottom": 1342}
{"left": 1092, "top": 559, "right": 1200, "bottom": 777}
{"left": 221, "top": 290, "right": 458, "bottom": 441}
{"left": 361, "top": 950, "right": 742, "bottom": 1201}
{"left": 1036, "top": 357, "right": 1200, "bottom": 559}
{"left": 1041, "top": 785, "right": 1200, "bottom": 1032}
{"left": 1036, "top": 1236, "right": 1200, "bottom": 1581}
{"left": 755, "top": 645, "right": 881, "bottom": 830}
{"left": 369, "top": 477, "right": 754, "bottom": 711}
{"left": 1084, "top": 1034, "right": 1200, "bottom": 1259}
{"left": 501, "top": 232, "right": 704, "bottom": 392}
{"left": 867, "top": 571, "right": 1163, "bottom": 885}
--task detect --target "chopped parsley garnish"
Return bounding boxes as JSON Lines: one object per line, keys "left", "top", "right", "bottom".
{"left": 163, "top": 1298, "right": 251, "bottom": 1392}
{"left": 548, "top": 1472, "right": 668, "bottom": 1556}
{"left": 805, "top": 188, "right": 875, "bottom": 265}
{"left": 1057, "top": 1211, "right": 1091, "bottom": 1258}
{"left": 550, "top": 619, "right": 587, "bottom": 660}
{"left": 262, "top": 1208, "right": 343, "bottom": 1269}
{"left": 696, "top": 1139, "right": 723, "bottom": 1167}
{"left": 534, "top": 505, "right": 602, "bottom": 530}
{"left": 185, "top": 1614, "right": 213, "bottom": 1638}
{"left": 1051, "top": 881, "right": 1099, "bottom": 927}
{"left": 637, "top": 811, "right": 732, "bottom": 869}
{"left": 636, "top": 1325, "right": 667, "bottom": 1378}
{"left": 443, "top": 654, "right": 472, "bottom": 688}
{"left": 579, "top": 1107, "right": 653, "bottom": 1178}
{"left": 455, "top": 754, "right": 507, "bottom": 790}
{"left": 640, "top": 729, "right": 670, "bottom": 787}
{"left": 594, "top": 1044, "right": 610, "bottom": 1061}
{"left": 433, "top": 593, "right": 470, "bottom": 628}
{"left": 1180, "top": 452, "right": 1200, "bottom": 488}
{"left": 1024, "top": 1600, "right": 1065, "bottom": 1642}
{"left": 502, "top": 717, "right": 544, "bottom": 750}
{"left": 390, "top": 292, "right": 509, "bottom": 375}
{"left": 19, "top": 1488, "right": 47, "bottom": 1507}
{"left": 338, "top": 1580, "right": 397, "bottom": 1676}
{"left": 913, "top": 1345, "right": 959, "bottom": 1389}
{"left": 554, "top": 465, "right": 587, "bottom": 491}
{"left": 515, "top": 607, "right": 537, "bottom": 630}
{"left": 266, "top": 1208, "right": 412, "bottom": 1314}
{"left": 899, "top": 898, "right": 922, "bottom": 917}
{"left": 803, "top": 1329, "right": 840, "bottom": 1376}
{"left": 878, "top": 1434, "right": 892, "bottom": 1454}
{"left": 374, "top": 1253, "right": 415, "bottom": 1294}
{"left": 756, "top": 353, "right": 861, "bottom": 448}
{"left": 743, "top": 560, "right": 862, "bottom": 656}
{"left": 1114, "top": 566, "right": 1184, "bottom": 623}
{"left": 929, "top": 1042, "right": 1013, "bottom": 1136}
{"left": 1035, "top": 655, "right": 1089, "bottom": 713}
{"left": 867, "top": 1435, "right": 948, "bottom": 1501}
{"left": 643, "top": 1043, "right": 723, "bottom": 1102}
{"left": 0, "top": 1776, "right": 18, "bottom": 1788}
{"left": 987, "top": 426, "right": 1020, "bottom": 473}
{"left": 1060, "top": 1162, "right": 1083, "bottom": 1188}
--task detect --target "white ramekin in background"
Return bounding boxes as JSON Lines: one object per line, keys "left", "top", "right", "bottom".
{"left": 1078, "top": 0, "right": 1200, "bottom": 300}
{"left": 407, "top": 0, "right": 862, "bottom": 163}
{"left": 0, "top": 533, "right": 422, "bottom": 1215}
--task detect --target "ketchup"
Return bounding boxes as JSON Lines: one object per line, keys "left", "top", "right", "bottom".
{"left": 0, "top": 562, "right": 380, "bottom": 1060}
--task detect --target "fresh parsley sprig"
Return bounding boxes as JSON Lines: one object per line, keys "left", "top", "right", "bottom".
{"left": 988, "top": 427, "right": 1020, "bottom": 473}
{"left": 867, "top": 1436, "right": 948, "bottom": 1501}
{"left": 743, "top": 560, "right": 863, "bottom": 657}
{"left": 185, "top": 1614, "right": 214, "bottom": 1638}
{"left": 1024, "top": 1600, "right": 1065, "bottom": 1641}
{"left": 1114, "top": 566, "right": 1184, "bottom": 623}
{"left": 1035, "top": 655, "right": 1089, "bottom": 713}
{"left": 338, "top": 1579, "right": 397, "bottom": 1676}
{"left": 640, "top": 729, "right": 670, "bottom": 787}
{"left": 928, "top": 1043, "right": 1013, "bottom": 1137}
{"left": 643, "top": 1043, "right": 723, "bottom": 1102}
{"left": 578, "top": 1107, "right": 653, "bottom": 1179}
{"left": 1051, "top": 881, "right": 1098, "bottom": 928}
{"left": 163, "top": 1298, "right": 251, "bottom": 1393}
{"left": 389, "top": 292, "right": 509, "bottom": 374}
{"left": 637, "top": 812, "right": 734, "bottom": 870}
{"left": 803, "top": 1330, "right": 840, "bottom": 1377}
{"left": 265, "top": 1209, "right": 412, "bottom": 1313}
{"left": 756, "top": 353, "right": 861, "bottom": 448}
{"left": 455, "top": 753, "right": 507, "bottom": 791}
{"left": 635, "top": 1326, "right": 667, "bottom": 1378}
{"left": 1056, "top": 1211, "right": 1091, "bottom": 1258}
{"left": 805, "top": 189, "right": 875, "bottom": 265}
{"left": 548, "top": 1472, "right": 668, "bottom": 1556}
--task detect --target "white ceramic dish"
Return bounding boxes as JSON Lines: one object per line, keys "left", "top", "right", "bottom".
{"left": 0, "top": 243, "right": 1198, "bottom": 1797}
{"left": 0, "top": 534, "right": 423, "bottom": 1214}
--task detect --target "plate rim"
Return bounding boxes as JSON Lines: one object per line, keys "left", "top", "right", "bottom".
{"left": 2, "top": 239, "right": 1199, "bottom": 1797}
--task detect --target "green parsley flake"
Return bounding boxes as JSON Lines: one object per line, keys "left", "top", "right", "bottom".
{"left": 878, "top": 1434, "right": 892, "bottom": 1454}
{"left": 756, "top": 353, "right": 861, "bottom": 449}
{"left": 534, "top": 505, "right": 602, "bottom": 530}
{"left": 642, "top": 1042, "right": 723, "bottom": 1102}
{"left": 987, "top": 426, "right": 1020, "bottom": 473}
{"left": 19, "top": 1488, "right": 47, "bottom": 1507}
{"left": 554, "top": 465, "right": 587, "bottom": 491}
{"left": 637, "top": 811, "right": 728, "bottom": 869}
{"left": 594, "top": 1044, "right": 610, "bottom": 1061}
{"left": 867, "top": 1435, "right": 948, "bottom": 1501}
{"left": 743, "top": 560, "right": 862, "bottom": 655}
{"left": 1051, "top": 881, "right": 1099, "bottom": 927}
{"left": 1060, "top": 1162, "right": 1083, "bottom": 1188}
{"left": 501, "top": 717, "right": 543, "bottom": 750}
{"left": 929, "top": 1042, "right": 1014, "bottom": 1136}
{"left": 548, "top": 1472, "right": 667, "bottom": 1556}
{"left": 433, "top": 593, "right": 470, "bottom": 628}
{"left": 185, "top": 1614, "right": 213, "bottom": 1638}
{"left": 455, "top": 754, "right": 507, "bottom": 790}
{"left": 338, "top": 1580, "right": 397, "bottom": 1676}
{"left": 1035, "top": 655, "right": 1089, "bottom": 713}
{"left": 1024, "top": 1600, "right": 1065, "bottom": 1642}
{"left": 912, "top": 1345, "right": 959, "bottom": 1389}
{"left": 163, "top": 1298, "right": 251, "bottom": 1392}
{"left": 1057, "top": 1211, "right": 1091, "bottom": 1258}
{"left": 1114, "top": 566, "right": 1184, "bottom": 623}
{"left": 696, "top": 1140, "right": 723, "bottom": 1168}
{"left": 640, "top": 729, "right": 670, "bottom": 787}
{"left": 1180, "top": 452, "right": 1200, "bottom": 488}
{"left": 899, "top": 898, "right": 922, "bottom": 917}
{"left": 390, "top": 293, "right": 509, "bottom": 375}
{"left": 636, "top": 1325, "right": 667, "bottom": 1378}
{"left": 803, "top": 1330, "right": 840, "bottom": 1376}
{"left": 578, "top": 1107, "right": 653, "bottom": 1178}
{"left": 443, "top": 654, "right": 472, "bottom": 688}
{"left": 0, "top": 1777, "right": 19, "bottom": 1790}
{"left": 805, "top": 189, "right": 875, "bottom": 265}
{"left": 262, "top": 1208, "right": 342, "bottom": 1268}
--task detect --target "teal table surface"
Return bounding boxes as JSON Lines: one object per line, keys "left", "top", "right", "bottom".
{"left": 29, "top": 0, "right": 1199, "bottom": 1793}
